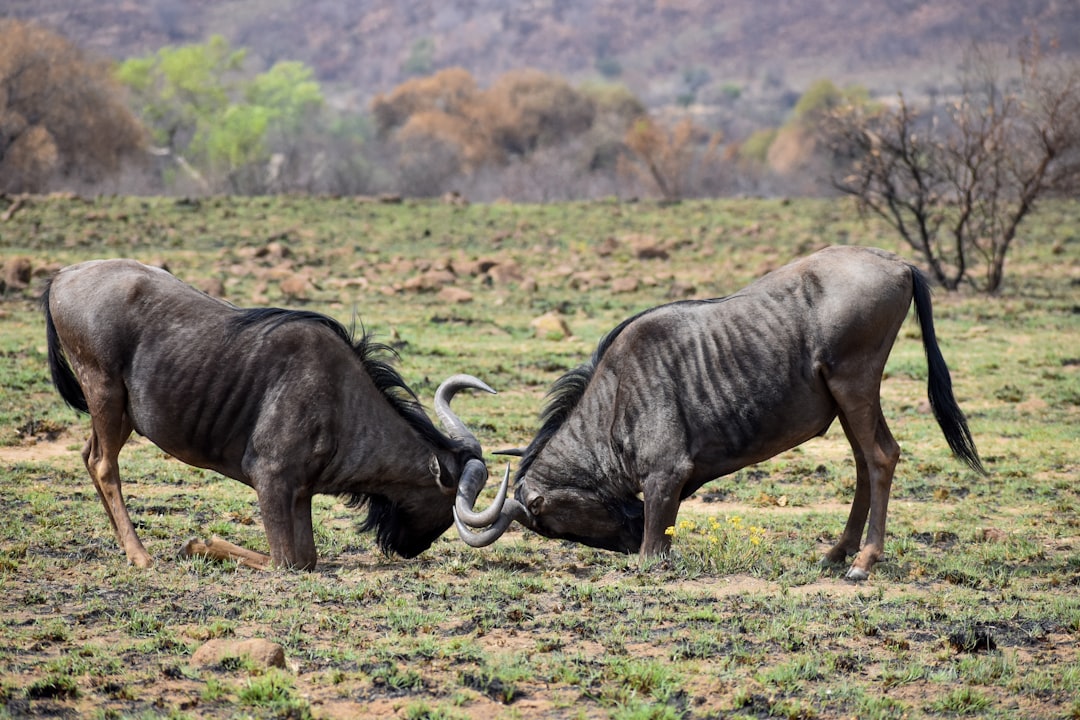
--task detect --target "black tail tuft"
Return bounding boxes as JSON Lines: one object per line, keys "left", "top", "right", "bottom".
{"left": 910, "top": 268, "right": 986, "bottom": 475}
{"left": 40, "top": 280, "right": 89, "bottom": 414}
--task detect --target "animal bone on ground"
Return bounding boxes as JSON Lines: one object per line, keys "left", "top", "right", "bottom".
{"left": 181, "top": 536, "right": 271, "bottom": 570}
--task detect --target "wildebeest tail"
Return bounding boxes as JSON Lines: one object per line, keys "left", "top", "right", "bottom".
{"left": 910, "top": 267, "right": 986, "bottom": 475}
{"left": 40, "top": 280, "right": 89, "bottom": 414}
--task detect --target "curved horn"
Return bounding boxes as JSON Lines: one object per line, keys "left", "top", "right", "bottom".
{"left": 454, "top": 498, "right": 531, "bottom": 548}
{"left": 493, "top": 447, "right": 526, "bottom": 457}
{"left": 434, "top": 374, "right": 495, "bottom": 456}
{"left": 455, "top": 460, "right": 510, "bottom": 528}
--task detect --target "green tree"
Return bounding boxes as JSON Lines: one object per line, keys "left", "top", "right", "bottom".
{"left": 117, "top": 37, "right": 324, "bottom": 192}
{"left": 116, "top": 35, "right": 241, "bottom": 150}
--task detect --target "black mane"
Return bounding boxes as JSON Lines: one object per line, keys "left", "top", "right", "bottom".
{"left": 516, "top": 298, "right": 731, "bottom": 480}
{"left": 232, "top": 308, "right": 462, "bottom": 557}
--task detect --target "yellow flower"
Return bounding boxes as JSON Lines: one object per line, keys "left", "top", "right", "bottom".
{"left": 664, "top": 525, "right": 676, "bottom": 536}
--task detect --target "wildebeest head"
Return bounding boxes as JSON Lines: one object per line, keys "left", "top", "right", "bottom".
{"left": 453, "top": 339, "right": 644, "bottom": 553}
{"left": 345, "top": 371, "right": 497, "bottom": 559}
{"left": 511, "top": 472, "right": 644, "bottom": 553}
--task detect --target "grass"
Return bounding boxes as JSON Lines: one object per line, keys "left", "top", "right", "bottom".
{"left": 0, "top": 194, "right": 1076, "bottom": 718}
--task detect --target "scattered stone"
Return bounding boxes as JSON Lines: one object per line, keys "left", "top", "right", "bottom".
{"left": 279, "top": 272, "right": 312, "bottom": 300}
{"left": 611, "top": 276, "right": 639, "bottom": 294}
{"left": 193, "top": 277, "right": 226, "bottom": 299}
{"left": 667, "top": 281, "right": 696, "bottom": 298}
{"left": 403, "top": 269, "right": 456, "bottom": 292}
{"left": 568, "top": 271, "right": 596, "bottom": 290}
{"left": 257, "top": 241, "right": 291, "bottom": 260}
{"left": 454, "top": 258, "right": 500, "bottom": 277}
{"left": 488, "top": 260, "right": 524, "bottom": 285}
{"left": 4, "top": 257, "right": 33, "bottom": 290}
{"left": 530, "top": 311, "right": 571, "bottom": 341}
{"left": 595, "top": 236, "right": 619, "bottom": 257}
{"left": 979, "top": 527, "right": 1009, "bottom": 543}
{"left": 437, "top": 286, "right": 474, "bottom": 304}
{"left": 625, "top": 234, "right": 669, "bottom": 260}
{"left": 191, "top": 639, "right": 287, "bottom": 670}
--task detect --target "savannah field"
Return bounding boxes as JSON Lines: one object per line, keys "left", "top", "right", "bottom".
{"left": 0, "top": 194, "right": 1077, "bottom": 719}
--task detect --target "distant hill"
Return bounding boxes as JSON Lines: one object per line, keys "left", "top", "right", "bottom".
{"left": 6, "top": 0, "right": 1080, "bottom": 137}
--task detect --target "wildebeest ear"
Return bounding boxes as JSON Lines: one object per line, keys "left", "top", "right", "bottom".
{"left": 528, "top": 495, "right": 544, "bottom": 516}
{"left": 429, "top": 456, "right": 453, "bottom": 493}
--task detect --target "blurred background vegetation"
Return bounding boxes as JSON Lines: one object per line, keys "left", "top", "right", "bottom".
{"left": 2, "top": 1, "right": 1078, "bottom": 202}
{"left": 2, "top": 3, "right": 1079, "bottom": 291}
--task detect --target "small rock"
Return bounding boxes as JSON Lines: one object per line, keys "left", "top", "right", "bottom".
{"left": 193, "top": 277, "right": 226, "bottom": 298}
{"left": 257, "top": 241, "right": 291, "bottom": 260}
{"left": 437, "top": 286, "right": 474, "bottom": 304}
{"left": 595, "top": 236, "right": 620, "bottom": 257}
{"left": 530, "top": 312, "right": 571, "bottom": 341}
{"left": 453, "top": 259, "right": 484, "bottom": 277}
{"left": 191, "top": 639, "right": 286, "bottom": 670}
{"left": 636, "top": 245, "right": 669, "bottom": 261}
{"left": 667, "top": 281, "right": 696, "bottom": 298}
{"left": 4, "top": 257, "right": 32, "bottom": 290}
{"left": 488, "top": 260, "right": 523, "bottom": 285}
{"left": 611, "top": 277, "right": 639, "bottom": 294}
{"left": 279, "top": 273, "right": 312, "bottom": 300}
{"left": 624, "top": 234, "right": 669, "bottom": 260}
{"left": 403, "top": 269, "right": 456, "bottom": 292}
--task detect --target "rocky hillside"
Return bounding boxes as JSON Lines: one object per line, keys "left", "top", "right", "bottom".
{"left": 6, "top": 0, "right": 1078, "bottom": 118}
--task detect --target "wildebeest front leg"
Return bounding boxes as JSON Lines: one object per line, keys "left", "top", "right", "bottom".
{"left": 641, "top": 468, "right": 689, "bottom": 558}
{"left": 255, "top": 484, "right": 317, "bottom": 571}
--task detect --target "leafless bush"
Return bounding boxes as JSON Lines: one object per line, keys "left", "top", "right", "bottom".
{"left": 0, "top": 19, "right": 145, "bottom": 193}
{"left": 620, "top": 116, "right": 724, "bottom": 201}
{"left": 821, "top": 41, "right": 1080, "bottom": 293}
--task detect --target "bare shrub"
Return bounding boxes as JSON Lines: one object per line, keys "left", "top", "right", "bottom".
{"left": 484, "top": 69, "right": 595, "bottom": 156}
{"left": 371, "top": 68, "right": 615, "bottom": 198}
{"left": 620, "top": 116, "right": 723, "bottom": 201}
{"left": 0, "top": 19, "right": 145, "bottom": 193}
{"left": 821, "top": 41, "right": 1080, "bottom": 293}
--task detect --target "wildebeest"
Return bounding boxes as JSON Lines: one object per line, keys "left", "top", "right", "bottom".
{"left": 455, "top": 246, "right": 985, "bottom": 580}
{"left": 42, "top": 259, "right": 496, "bottom": 570}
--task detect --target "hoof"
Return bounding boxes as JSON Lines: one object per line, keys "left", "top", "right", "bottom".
{"left": 845, "top": 566, "right": 869, "bottom": 582}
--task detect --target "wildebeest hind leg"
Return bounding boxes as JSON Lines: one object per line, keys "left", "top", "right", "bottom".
{"left": 832, "top": 404, "right": 899, "bottom": 580}
{"left": 83, "top": 410, "right": 151, "bottom": 568}
{"left": 826, "top": 413, "right": 871, "bottom": 566}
